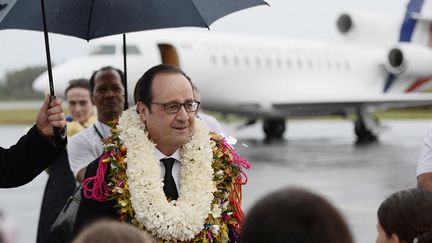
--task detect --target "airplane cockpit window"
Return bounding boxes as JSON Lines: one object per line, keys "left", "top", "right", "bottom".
{"left": 126, "top": 45, "right": 141, "bottom": 55}
{"left": 90, "top": 45, "right": 116, "bottom": 55}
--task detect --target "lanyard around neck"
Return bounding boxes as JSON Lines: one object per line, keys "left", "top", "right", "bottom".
{"left": 93, "top": 124, "right": 104, "bottom": 140}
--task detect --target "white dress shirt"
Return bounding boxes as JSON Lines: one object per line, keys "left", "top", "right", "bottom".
{"left": 68, "top": 120, "right": 112, "bottom": 178}
{"left": 156, "top": 149, "right": 181, "bottom": 193}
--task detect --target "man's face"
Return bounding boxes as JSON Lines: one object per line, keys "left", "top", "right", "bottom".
{"left": 92, "top": 69, "right": 125, "bottom": 122}
{"left": 137, "top": 72, "right": 196, "bottom": 155}
{"left": 66, "top": 87, "right": 93, "bottom": 123}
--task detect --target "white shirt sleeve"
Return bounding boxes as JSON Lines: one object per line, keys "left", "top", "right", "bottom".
{"left": 67, "top": 128, "right": 103, "bottom": 179}
{"left": 198, "top": 112, "right": 224, "bottom": 135}
{"left": 417, "top": 125, "right": 432, "bottom": 176}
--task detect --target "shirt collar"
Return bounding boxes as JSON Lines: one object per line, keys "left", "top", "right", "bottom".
{"left": 155, "top": 148, "right": 180, "bottom": 162}
{"left": 95, "top": 120, "right": 112, "bottom": 138}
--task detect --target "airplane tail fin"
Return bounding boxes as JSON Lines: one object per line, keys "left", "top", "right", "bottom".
{"left": 383, "top": 0, "right": 432, "bottom": 92}
{"left": 399, "top": 0, "right": 432, "bottom": 46}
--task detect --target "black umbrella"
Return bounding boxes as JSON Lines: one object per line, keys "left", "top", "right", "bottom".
{"left": 0, "top": 0, "right": 268, "bottom": 106}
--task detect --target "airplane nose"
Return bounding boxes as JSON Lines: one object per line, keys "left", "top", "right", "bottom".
{"left": 32, "top": 72, "right": 49, "bottom": 93}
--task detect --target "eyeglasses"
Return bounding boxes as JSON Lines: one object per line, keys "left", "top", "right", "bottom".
{"left": 150, "top": 100, "right": 200, "bottom": 114}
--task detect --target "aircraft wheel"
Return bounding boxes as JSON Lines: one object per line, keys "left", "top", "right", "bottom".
{"left": 263, "top": 118, "right": 286, "bottom": 140}
{"left": 354, "top": 118, "right": 378, "bottom": 144}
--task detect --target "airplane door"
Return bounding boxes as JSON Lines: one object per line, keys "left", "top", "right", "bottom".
{"left": 158, "top": 44, "right": 180, "bottom": 66}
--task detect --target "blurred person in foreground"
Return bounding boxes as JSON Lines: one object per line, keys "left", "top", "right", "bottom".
{"left": 72, "top": 64, "right": 249, "bottom": 242}
{"left": 37, "top": 79, "right": 96, "bottom": 243}
{"left": 376, "top": 188, "right": 432, "bottom": 243}
{"left": 72, "top": 220, "right": 151, "bottom": 243}
{"left": 68, "top": 67, "right": 125, "bottom": 183}
{"left": 241, "top": 187, "right": 353, "bottom": 243}
{"left": 0, "top": 94, "right": 66, "bottom": 188}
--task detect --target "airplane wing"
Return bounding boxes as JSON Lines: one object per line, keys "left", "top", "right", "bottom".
{"left": 205, "top": 93, "right": 432, "bottom": 118}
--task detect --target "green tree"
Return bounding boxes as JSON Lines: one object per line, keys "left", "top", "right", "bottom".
{"left": 0, "top": 66, "right": 47, "bottom": 100}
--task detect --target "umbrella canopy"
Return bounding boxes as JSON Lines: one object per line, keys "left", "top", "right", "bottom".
{"left": 0, "top": 0, "right": 267, "bottom": 41}
{"left": 0, "top": 0, "right": 267, "bottom": 108}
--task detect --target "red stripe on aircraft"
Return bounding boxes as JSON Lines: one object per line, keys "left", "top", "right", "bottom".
{"left": 405, "top": 77, "right": 432, "bottom": 92}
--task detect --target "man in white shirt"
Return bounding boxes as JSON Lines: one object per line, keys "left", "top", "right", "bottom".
{"left": 68, "top": 66, "right": 125, "bottom": 183}
{"left": 193, "top": 85, "right": 224, "bottom": 134}
{"left": 417, "top": 125, "right": 432, "bottom": 191}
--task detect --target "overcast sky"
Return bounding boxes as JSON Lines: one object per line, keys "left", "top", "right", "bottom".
{"left": 0, "top": 0, "right": 407, "bottom": 79}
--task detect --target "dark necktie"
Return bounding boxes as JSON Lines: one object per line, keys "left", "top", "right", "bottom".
{"left": 161, "top": 158, "right": 179, "bottom": 201}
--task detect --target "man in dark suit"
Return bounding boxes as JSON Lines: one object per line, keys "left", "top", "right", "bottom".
{"left": 73, "top": 65, "right": 247, "bottom": 242}
{"left": 0, "top": 94, "right": 67, "bottom": 188}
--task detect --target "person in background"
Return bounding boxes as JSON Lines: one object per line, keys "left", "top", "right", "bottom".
{"left": 192, "top": 85, "right": 224, "bottom": 135}
{"left": 241, "top": 187, "right": 353, "bottom": 243}
{"left": 68, "top": 66, "right": 125, "bottom": 183}
{"left": 72, "top": 220, "right": 151, "bottom": 243}
{"left": 37, "top": 79, "right": 97, "bottom": 243}
{"left": 0, "top": 94, "right": 66, "bottom": 188}
{"left": 376, "top": 188, "right": 432, "bottom": 243}
{"left": 416, "top": 125, "right": 432, "bottom": 191}
{"left": 64, "top": 79, "right": 97, "bottom": 136}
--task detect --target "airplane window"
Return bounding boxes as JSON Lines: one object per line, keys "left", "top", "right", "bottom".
{"left": 335, "top": 60, "right": 341, "bottom": 70}
{"left": 286, "top": 58, "right": 292, "bottom": 69}
{"left": 233, "top": 56, "right": 240, "bottom": 66}
{"left": 90, "top": 45, "right": 115, "bottom": 55}
{"left": 210, "top": 55, "right": 217, "bottom": 65}
{"left": 344, "top": 60, "right": 350, "bottom": 70}
{"left": 266, "top": 58, "right": 272, "bottom": 68}
{"left": 297, "top": 59, "right": 303, "bottom": 69}
{"left": 326, "top": 59, "right": 332, "bottom": 69}
{"left": 255, "top": 57, "right": 261, "bottom": 67}
{"left": 244, "top": 56, "right": 250, "bottom": 67}
{"left": 307, "top": 59, "right": 313, "bottom": 69}
{"left": 316, "top": 58, "right": 323, "bottom": 69}
{"left": 223, "top": 55, "right": 229, "bottom": 66}
{"left": 126, "top": 45, "right": 141, "bottom": 55}
{"left": 276, "top": 58, "right": 282, "bottom": 68}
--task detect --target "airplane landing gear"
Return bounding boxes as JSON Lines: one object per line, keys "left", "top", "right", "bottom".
{"left": 354, "top": 107, "right": 379, "bottom": 144}
{"left": 263, "top": 118, "right": 286, "bottom": 140}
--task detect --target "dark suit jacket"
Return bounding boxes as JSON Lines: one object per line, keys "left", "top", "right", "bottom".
{"left": 72, "top": 158, "right": 117, "bottom": 238}
{"left": 0, "top": 124, "right": 67, "bottom": 188}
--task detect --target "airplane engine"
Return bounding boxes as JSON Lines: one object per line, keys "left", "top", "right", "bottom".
{"left": 385, "top": 43, "right": 432, "bottom": 78}
{"left": 336, "top": 12, "right": 399, "bottom": 46}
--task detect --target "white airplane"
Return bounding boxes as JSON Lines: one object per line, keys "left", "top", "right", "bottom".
{"left": 33, "top": 0, "right": 432, "bottom": 142}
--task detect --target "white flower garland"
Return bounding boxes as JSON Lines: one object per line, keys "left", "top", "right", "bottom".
{"left": 117, "top": 108, "right": 216, "bottom": 241}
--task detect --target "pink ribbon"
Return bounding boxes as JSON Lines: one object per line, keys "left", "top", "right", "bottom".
{"left": 82, "top": 152, "right": 111, "bottom": 202}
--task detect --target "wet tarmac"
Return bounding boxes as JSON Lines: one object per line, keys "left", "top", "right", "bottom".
{"left": 0, "top": 119, "right": 429, "bottom": 243}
